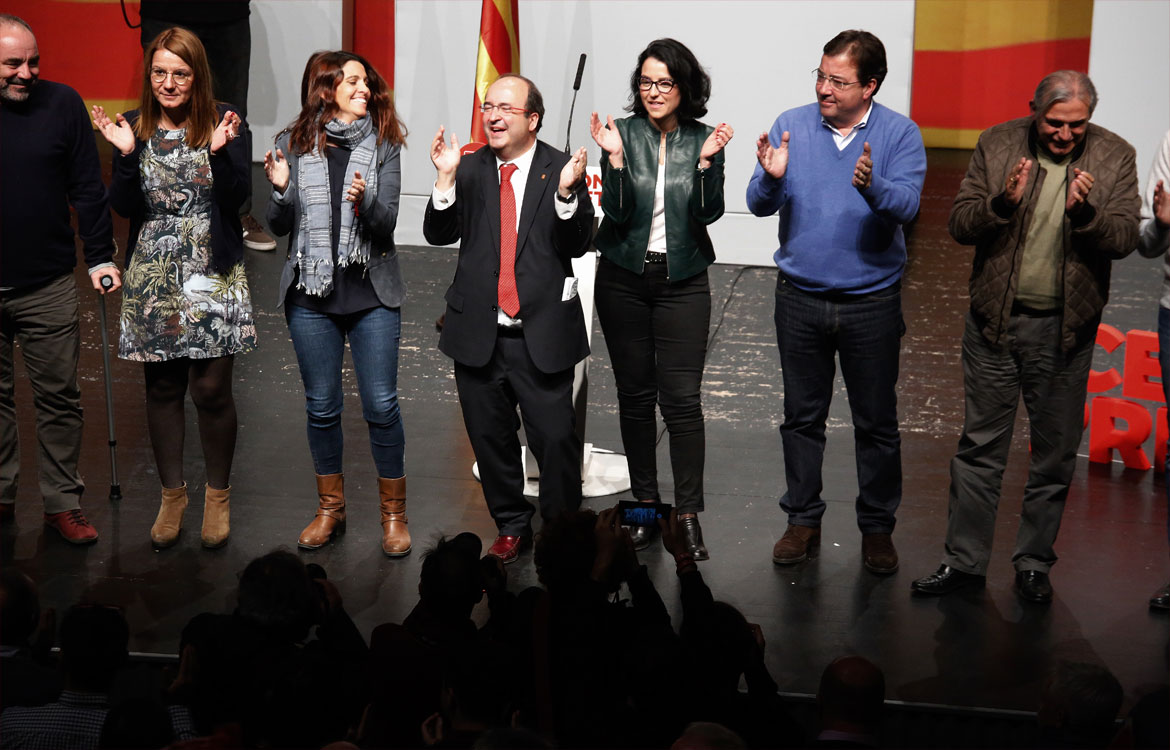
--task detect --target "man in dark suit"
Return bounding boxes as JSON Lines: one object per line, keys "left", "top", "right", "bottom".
{"left": 424, "top": 74, "right": 593, "bottom": 563}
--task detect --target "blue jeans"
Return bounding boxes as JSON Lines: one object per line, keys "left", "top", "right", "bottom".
{"left": 1160, "top": 306, "right": 1170, "bottom": 547}
{"left": 285, "top": 304, "right": 405, "bottom": 478}
{"left": 773, "top": 274, "right": 904, "bottom": 533}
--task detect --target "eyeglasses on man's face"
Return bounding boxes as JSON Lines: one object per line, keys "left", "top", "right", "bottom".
{"left": 150, "top": 68, "right": 192, "bottom": 86}
{"left": 812, "top": 69, "right": 861, "bottom": 92}
{"left": 638, "top": 77, "right": 676, "bottom": 94}
{"left": 480, "top": 102, "right": 531, "bottom": 117}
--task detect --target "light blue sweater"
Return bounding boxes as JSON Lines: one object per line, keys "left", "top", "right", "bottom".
{"left": 746, "top": 102, "right": 926, "bottom": 294}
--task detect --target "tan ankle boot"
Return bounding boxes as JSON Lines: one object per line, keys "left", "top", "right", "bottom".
{"left": 299, "top": 473, "right": 345, "bottom": 549}
{"left": 151, "top": 483, "right": 188, "bottom": 548}
{"left": 378, "top": 476, "right": 410, "bottom": 557}
{"left": 201, "top": 485, "right": 231, "bottom": 549}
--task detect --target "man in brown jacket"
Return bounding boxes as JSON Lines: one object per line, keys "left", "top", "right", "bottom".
{"left": 911, "top": 70, "right": 1139, "bottom": 603}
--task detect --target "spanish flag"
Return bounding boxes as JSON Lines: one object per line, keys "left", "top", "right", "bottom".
{"left": 469, "top": 0, "right": 520, "bottom": 144}
{"left": 911, "top": 0, "right": 1093, "bottom": 149}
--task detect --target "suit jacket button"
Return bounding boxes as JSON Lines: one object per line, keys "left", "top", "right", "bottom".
{"left": 491, "top": 305, "right": 497, "bottom": 311}
{"left": 493, "top": 270, "right": 498, "bottom": 277}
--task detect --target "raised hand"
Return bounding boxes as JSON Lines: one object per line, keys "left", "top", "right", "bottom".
{"left": 430, "top": 125, "right": 461, "bottom": 191}
{"left": 852, "top": 141, "right": 873, "bottom": 190}
{"left": 558, "top": 146, "right": 587, "bottom": 197}
{"left": 589, "top": 112, "right": 624, "bottom": 168}
{"left": 346, "top": 171, "right": 366, "bottom": 204}
{"left": 210, "top": 110, "right": 242, "bottom": 154}
{"left": 91, "top": 105, "right": 136, "bottom": 156}
{"left": 1154, "top": 180, "right": 1170, "bottom": 229}
{"left": 756, "top": 130, "right": 789, "bottom": 179}
{"left": 1066, "top": 167, "right": 1094, "bottom": 214}
{"left": 263, "top": 148, "right": 290, "bottom": 192}
{"left": 699, "top": 122, "right": 734, "bottom": 168}
{"left": 1003, "top": 156, "right": 1033, "bottom": 207}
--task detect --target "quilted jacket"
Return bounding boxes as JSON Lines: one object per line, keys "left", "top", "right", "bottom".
{"left": 948, "top": 117, "right": 1140, "bottom": 351}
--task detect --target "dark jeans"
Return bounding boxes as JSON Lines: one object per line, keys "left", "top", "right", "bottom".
{"left": 1160, "top": 306, "right": 1170, "bottom": 547}
{"left": 943, "top": 311, "right": 1094, "bottom": 575}
{"left": 773, "top": 274, "right": 903, "bottom": 533}
{"left": 285, "top": 305, "right": 405, "bottom": 478}
{"left": 141, "top": 15, "right": 252, "bottom": 214}
{"left": 0, "top": 274, "right": 84, "bottom": 512}
{"left": 595, "top": 258, "right": 710, "bottom": 513}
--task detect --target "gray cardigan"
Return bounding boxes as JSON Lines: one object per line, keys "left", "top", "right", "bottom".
{"left": 267, "top": 131, "right": 405, "bottom": 308}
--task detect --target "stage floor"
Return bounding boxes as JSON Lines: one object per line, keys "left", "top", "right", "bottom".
{"left": 3, "top": 149, "right": 1167, "bottom": 714}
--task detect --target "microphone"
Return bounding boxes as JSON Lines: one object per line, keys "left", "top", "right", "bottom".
{"left": 565, "top": 53, "right": 587, "bottom": 153}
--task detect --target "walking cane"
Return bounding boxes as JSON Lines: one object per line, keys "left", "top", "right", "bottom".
{"left": 97, "top": 275, "right": 122, "bottom": 500}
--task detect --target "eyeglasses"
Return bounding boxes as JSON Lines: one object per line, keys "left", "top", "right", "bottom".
{"left": 150, "top": 68, "right": 192, "bottom": 86}
{"left": 480, "top": 102, "right": 531, "bottom": 116}
{"left": 638, "top": 77, "right": 675, "bottom": 94}
{"left": 812, "top": 69, "right": 860, "bottom": 92}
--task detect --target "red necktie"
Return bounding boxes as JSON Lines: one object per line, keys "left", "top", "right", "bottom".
{"left": 498, "top": 163, "right": 521, "bottom": 318}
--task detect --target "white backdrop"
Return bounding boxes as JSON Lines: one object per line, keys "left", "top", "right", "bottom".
{"left": 246, "top": 0, "right": 1170, "bottom": 263}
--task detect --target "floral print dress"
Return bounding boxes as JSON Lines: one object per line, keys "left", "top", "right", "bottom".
{"left": 118, "top": 128, "right": 257, "bottom": 362}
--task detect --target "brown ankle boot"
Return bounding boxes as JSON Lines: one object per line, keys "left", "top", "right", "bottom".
{"left": 151, "top": 483, "right": 188, "bottom": 548}
{"left": 378, "top": 476, "right": 411, "bottom": 557}
{"left": 299, "top": 473, "right": 345, "bottom": 549}
{"left": 201, "top": 485, "right": 231, "bottom": 549}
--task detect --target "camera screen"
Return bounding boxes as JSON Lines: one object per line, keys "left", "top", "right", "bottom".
{"left": 622, "top": 506, "right": 661, "bottom": 525}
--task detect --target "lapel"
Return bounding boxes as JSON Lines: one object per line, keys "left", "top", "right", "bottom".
{"left": 478, "top": 148, "right": 502, "bottom": 258}
{"left": 516, "top": 141, "right": 553, "bottom": 259}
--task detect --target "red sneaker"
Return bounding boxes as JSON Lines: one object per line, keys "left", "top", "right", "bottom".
{"left": 486, "top": 535, "right": 528, "bottom": 564}
{"left": 44, "top": 509, "right": 99, "bottom": 544}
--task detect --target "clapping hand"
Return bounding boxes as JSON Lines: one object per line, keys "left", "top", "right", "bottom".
{"left": 1154, "top": 179, "right": 1170, "bottom": 229}
{"left": 91, "top": 105, "right": 136, "bottom": 156}
{"left": 430, "top": 125, "right": 461, "bottom": 191}
{"left": 346, "top": 171, "right": 366, "bottom": 204}
{"left": 852, "top": 142, "right": 873, "bottom": 190}
{"left": 1066, "top": 167, "right": 1094, "bottom": 214}
{"left": 756, "top": 130, "right": 789, "bottom": 179}
{"left": 1003, "top": 156, "right": 1033, "bottom": 207}
{"left": 699, "top": 122, "right": 734, "bottom": 168}
{"left": 559, "top": 147, "right": 587, "bottom": 198}
{"left": 210, "top": 110, "right": 242, "bottom": 154}
{"left": 263, "top": 148, "right": 290, "bottom": 192}
{"left": 589, "top": 112, "right": 624, "bottom": 168}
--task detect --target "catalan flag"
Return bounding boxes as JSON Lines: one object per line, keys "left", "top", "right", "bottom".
{"left": 911, "top": 0, "right": 1094, "bottom": 149}
{"left": 469, "top": 0, "right": 520, "bottom": 143}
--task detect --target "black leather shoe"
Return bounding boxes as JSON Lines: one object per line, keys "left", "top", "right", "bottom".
{"left": 629, "top": 524, "right": 656, "bottom": 551}
{"left": 1149, "top": 583, "right": 1169, "bottom": 611}
{"left": 1014, "top": 570, "right": 1053, "bottom": 603}
{"left": 679, "top": 514, "right": 708, "bottom": 561}
{"left": 911, "top": 564, "right": 985, "bottom": 596}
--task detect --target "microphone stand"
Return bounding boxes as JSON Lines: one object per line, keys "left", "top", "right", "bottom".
{"left": 565, "top": 53, "right": 587, "bottom": 152}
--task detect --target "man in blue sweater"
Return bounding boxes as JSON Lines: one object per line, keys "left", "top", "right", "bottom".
{"left": 747, "top": 30, "right": 925, "bottom": 574}
{"left": 0, "top": 15, "right": 121, "bottom": 543}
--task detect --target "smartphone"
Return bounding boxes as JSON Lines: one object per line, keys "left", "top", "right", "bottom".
{"left": 617, "top": 500, "right": 672, "bottom": 527}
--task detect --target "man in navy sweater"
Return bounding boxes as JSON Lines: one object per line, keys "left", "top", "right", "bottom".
{"left": 0, "top": 15, "right": 121, "bottom": 543}
{"left": 747, "top": 30, "right": 926, "bottom": 575}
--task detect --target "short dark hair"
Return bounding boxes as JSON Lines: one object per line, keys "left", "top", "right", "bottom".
{"left": 0, "top": 14, "right": 33, "bottom": 33}
{"left": 0, "top": 569, "right": 40, "bottom": 647}
{"left": 60, "top": 604, "right": 130, "bottom": 692}
{"left": 823, "top": 30, "right": 888, "bottom": 95}
{"left": 236, "top": 550, "right": 318, "bottom": 643}
{"left": 419, "top": 533, "right": 484, "bottom": 619}
{"left": 494, "top": 73, "right": 545, "bottom": 132}
{"left": 626, "top": 38, "right": 711, "bottom": 121}
{"left": 1043, "top": 661, "right": 1123, "bottom": 743}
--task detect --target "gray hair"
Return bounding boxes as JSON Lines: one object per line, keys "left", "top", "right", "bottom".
{"left": 1033, "top": 70, "right": 1098, "bottom": 116}
{"left": 0, "top": 14, "right": 33, "bottom": 33}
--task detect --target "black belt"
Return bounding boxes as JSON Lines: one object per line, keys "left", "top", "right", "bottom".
{"left": 644, "top": 252, "right": 667, "bottom": 264}
{"left": 1011, "top": 302, "right": 1060, "bottom": 317}
{"left": 497, "top": 325, "right": 525, "bottom": 338}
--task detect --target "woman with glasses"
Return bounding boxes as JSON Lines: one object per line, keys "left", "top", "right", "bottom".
{"left": 92, "top": 27, "right": 254, "bottom": 550}
{"left": 589, "top": 38, "right": 733, "bottom": 560}
{"left": 263, "top": 51, "right": 410, "bottom": 555}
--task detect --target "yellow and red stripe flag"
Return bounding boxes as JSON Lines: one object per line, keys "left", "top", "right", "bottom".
{"left": 469, "top": 0, "right": 520, "bottom": 144}
{"left": 911, "top": 0, "right": 1093, "bottom": 149}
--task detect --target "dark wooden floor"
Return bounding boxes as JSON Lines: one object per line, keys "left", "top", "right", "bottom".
{"left": 3, "top": 149, "right": 1167, "bottom": 714}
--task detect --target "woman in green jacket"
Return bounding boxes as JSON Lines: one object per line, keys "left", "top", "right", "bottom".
{"left": 589, "top": 38, "right": 733, "bottom": 560}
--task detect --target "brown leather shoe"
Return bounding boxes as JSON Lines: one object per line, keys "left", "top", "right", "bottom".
{"left": 201, "top": 485, "right": 231, "bottom": 549}
{"left": 299, "top": 473, "right": 345, "bottom": 549}
{"left": 772, "top": 524, "right": 820, "bottom": 564}
{"left": 151, "top": 483, "right": 188, "bottom": 548}
{"left": 378, "top": 476, "right": 411, "bottom": 557}
{"left": 862, "top": 532, "right": 898, "bottom": 574}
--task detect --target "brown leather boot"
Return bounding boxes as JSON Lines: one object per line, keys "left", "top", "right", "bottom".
{"left": 299, "top": 473, "right": 345, "bottom": 549}
{"left": 378, "top": 476, "right": 411, "bottom": 557}
{"left": 151, "top": 483, "right": 188, "bottom": 549}
{"left": 772, "top": 524, "right": 820, "bottom": 564}
{"left": 201, "top": 485, "right": 231, "bottom": 549}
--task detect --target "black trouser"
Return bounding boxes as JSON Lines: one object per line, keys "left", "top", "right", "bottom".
{"left": 595, "top": 257, "right": 710, "bottom": 513}
{"left": 140, "top": 15, "right": 253, "bottom": 214}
